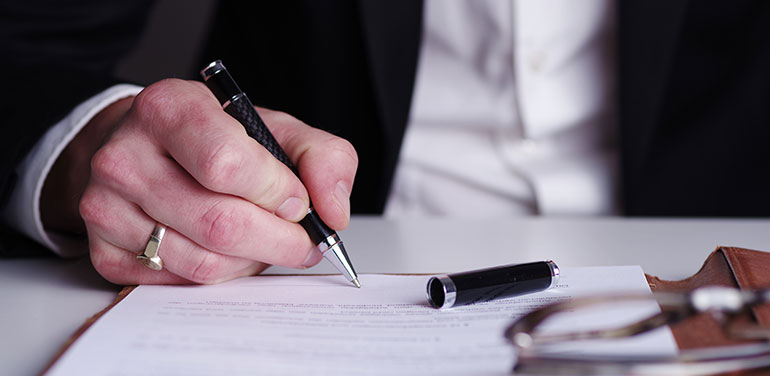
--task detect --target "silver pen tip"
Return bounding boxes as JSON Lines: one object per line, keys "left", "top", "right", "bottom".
{"left": 352, "top": 278, "right": 361, "bottom": 288}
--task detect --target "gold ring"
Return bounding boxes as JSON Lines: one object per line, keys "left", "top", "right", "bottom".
{"left": 137, "top": 223, "right": 166, "bottom": 271}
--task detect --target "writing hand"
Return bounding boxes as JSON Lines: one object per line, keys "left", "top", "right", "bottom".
{"left": 43, "top": 79, "right": 358, "bottom": 284}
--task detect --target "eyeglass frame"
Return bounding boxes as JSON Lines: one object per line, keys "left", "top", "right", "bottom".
{"left": 504, "top": 286, "right": 770, "bottom": 375}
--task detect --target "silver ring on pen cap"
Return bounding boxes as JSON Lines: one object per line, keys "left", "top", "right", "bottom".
{"left": 427, "top": 275, "right": 457, "bottom": 309}
{"left": 546, "top": 260, "right": 560, "bottom": 288}
{"left": 200, "top": 60, "right": 225, "bottom": 80}
{"left": 137, "top": 223, "right": 166, "bottom": 271}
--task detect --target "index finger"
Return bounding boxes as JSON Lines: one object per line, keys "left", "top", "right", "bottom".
{"left": 129, "top": 79, "right": 310, "bottom": 222}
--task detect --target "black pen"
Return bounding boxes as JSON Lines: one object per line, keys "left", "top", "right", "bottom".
{"left": 201, "top": 60, "right": 360, "bottom": 288}
{"left": 427, "top": 260, "right": 559, "bottom": 309}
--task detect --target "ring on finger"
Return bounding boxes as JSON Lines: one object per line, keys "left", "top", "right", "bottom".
{"left": 137, "top": 223, "right": 167, "bottom": 271}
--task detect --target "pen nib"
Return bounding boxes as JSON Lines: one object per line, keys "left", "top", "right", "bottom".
{"left": 321, "top": 241, "right": 360, "bottom": 289}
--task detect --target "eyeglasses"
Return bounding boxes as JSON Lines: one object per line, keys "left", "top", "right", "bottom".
{"left": 504, "top": 286, "right": 770, "bottom": 375}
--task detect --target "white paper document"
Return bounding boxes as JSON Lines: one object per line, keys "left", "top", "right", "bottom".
{"left": 47, "top": 266, "right": 677, "bottom": 375}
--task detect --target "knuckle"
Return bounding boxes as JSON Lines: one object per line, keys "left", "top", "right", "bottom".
{"left": 78, "top": 190, "right": 107, "bottom": 229}
{"left": 198, "top": 200, "right": 247, "bottom": 250}
{"left": 89, "top": 246, "right": 108, "bottom": 272}
{"left": 189, "top": 252, "right": 224, "bottom": 284}
{"left": 327, "top": 137, "right": 359, "bottom": 167}
{"left": 198, "top": 142, "right": 245, "bottom": 192}
{"left": 131, "top": 79, "right": 207, "bottom": 135}
{"left": 90, "top": 144, "right": 139, "bottom": 190}
{"left": 89, "top": 246, "right": 125, "bottom": 284}
{"left": 131, "top": 80, "right": 179, "bottom": 124}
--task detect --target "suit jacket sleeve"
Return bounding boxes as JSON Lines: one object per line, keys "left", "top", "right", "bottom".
{"left": 0, "top": 0, "right": 153, "bottom": 255}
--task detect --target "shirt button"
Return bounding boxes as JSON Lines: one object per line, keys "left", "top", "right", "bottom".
{"left": 528, "top": 50, "right": 547, "bottom": 72}
{"left": 516, "top": 138, "right": 539, "bottom": 153}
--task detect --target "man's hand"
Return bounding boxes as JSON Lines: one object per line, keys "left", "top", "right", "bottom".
{"left": 42, "top": 79, "right": 358, "bottom": 285}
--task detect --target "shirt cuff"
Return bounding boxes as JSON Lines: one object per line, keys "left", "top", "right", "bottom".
{"left": 2, "top": 84, "right": 143, "bottom": 257}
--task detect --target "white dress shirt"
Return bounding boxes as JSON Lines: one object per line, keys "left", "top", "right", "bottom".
{"left": 385, "top": 0, "right": 618, "bottom": 217}
{"left": 4, "top": 0, "right": 618, "bottom": 255}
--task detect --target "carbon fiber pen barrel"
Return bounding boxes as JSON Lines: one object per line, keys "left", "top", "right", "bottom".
{"left": 201, "top": 60, "right": 360, "bottom": 288}
{"left": 201, "top": 62, "right": 297, "bottom": 173}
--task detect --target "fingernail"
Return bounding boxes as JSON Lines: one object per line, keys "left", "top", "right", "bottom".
{"left": 333, "top": 181, "right": 351, "bottom": 219}
{"left": 276, "top": 197, "right": 306, "bottom": 221}
{"left": 302, "top": 247, "right": 323, "bottom": 268}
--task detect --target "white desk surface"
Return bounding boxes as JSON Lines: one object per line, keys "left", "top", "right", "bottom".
{"left": 2, "top": 216, "right": 769, "bottom": 375}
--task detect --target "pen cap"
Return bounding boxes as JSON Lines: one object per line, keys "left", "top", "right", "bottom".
{"left": 427, "top": 260, "right": 559, "bottom": 309}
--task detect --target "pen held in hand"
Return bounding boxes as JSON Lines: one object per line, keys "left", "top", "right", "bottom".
{"left": 427, "top": 260, "right": 560, "bottom": 309}
{"left": 200, "top": 60, "right": 360, "bottom": 288}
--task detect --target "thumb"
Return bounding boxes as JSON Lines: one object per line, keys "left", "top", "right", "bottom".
{"left": 258, "top": 108, "right": 358, "bottom": 230}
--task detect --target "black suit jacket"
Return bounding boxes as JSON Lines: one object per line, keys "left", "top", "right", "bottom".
{"left": 1, "top": 0, "right": 769, "bottom": 253}
{"left": 200, "top": 0, "right": 770, "bottom": 216}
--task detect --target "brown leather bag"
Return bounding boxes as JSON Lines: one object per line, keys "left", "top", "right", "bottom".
{"left": 646, "top": 247, "right": 770, "bottom": 375}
